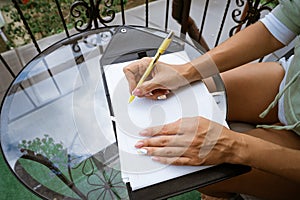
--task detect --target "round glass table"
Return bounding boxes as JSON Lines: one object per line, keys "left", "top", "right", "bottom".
{"left": 0, "top": 26, "right": 247, "bottom": 200}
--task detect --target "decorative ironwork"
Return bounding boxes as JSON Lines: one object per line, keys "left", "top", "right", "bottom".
{"left": 17, "top": 136, "right": 127, "bottom": 200}
{"left": 19, "top": 148, "right": 87, "bottom": 199}
{"left": 70, "top": 0, "right": 116, "bottom": 32}
{"left": 230, "top": 0, "right": 275, "bottom": 36}
{"left": 214, "top": 0, "right": 231, "bottom": 47}
{"left": 86, "top": 167, "right": 128, "bottom": 199}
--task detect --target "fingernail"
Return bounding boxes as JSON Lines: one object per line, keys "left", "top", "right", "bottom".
{"left": 132, "top": 89, "right": 141, "bottom": 96}
{"left": 157, "top": 95, "right": 167, "bottom": 100}
{"left": 136, "top": 148, "right": 148, "bottom": 155}
{"left": 151, "top": 156, "right": 159, "bottom": 162}
{"left": 139, "top": 130, "right": 149, "bottom": 136}
{"left": 145, "top": 92, "right": 153, "bottom": 97}
{"left": 135, "top": 141, "right": 144, "bottom": 148}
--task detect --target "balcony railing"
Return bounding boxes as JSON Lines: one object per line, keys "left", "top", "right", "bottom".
{"left": 2, "top": 0, "right": 278, "bottom": 50}
{"left": 0, "top": 0, "right": 279, "bottom": 198}
{"left": 0, "top": 0, "right": 277, "bottom": 89}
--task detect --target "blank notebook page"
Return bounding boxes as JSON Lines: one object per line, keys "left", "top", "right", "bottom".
{"left": 103, "top": 51, "right": 227, "bottom": 191}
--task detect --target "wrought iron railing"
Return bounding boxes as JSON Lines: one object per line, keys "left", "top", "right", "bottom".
{"left": 0, "top": 1, "right": 278, "bottom": 199}
{"left": 3, "top": 0, "right": 278, "bottom": 51}
{"left": 0, "top": 0, "right": 278, "bottom": 79}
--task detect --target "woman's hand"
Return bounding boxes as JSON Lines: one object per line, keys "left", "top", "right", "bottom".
{"left": 123, "top": 57, "right": 200, "bottom": 100}
{"left": 135, "top": 117, "right": 243, "bottom": 166}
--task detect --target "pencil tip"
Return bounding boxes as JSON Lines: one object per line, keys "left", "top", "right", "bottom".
{"left": 128, "top": 95, "right": 135, "bottom": 104}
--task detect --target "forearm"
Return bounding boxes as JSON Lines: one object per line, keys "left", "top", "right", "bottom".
{"left": 233, "top": 132, "right": 300, "bottom": 183}
{"left": 180, "top": 22, "right": 284, "bottom": 82}
{"left": 172, "top": 22, "right": 285, "bottom": 86}
{"left": 184, "top": 21, "right": 285, "bottom": 81}
{"left": 208, "top": 21, "right": 284, "bottom": 72}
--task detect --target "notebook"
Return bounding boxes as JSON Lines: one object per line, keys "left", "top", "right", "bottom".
{"left": 102, "top": 51, "right": 227, "bottom": 191}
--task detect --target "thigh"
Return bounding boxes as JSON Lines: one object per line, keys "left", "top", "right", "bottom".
{"left": 221, "top": 61, "right": 284, "bottom": 124}
{"left": 200, "top": 128, "right": 300, "bottom": 199}
{"left": 201, "top": 168, "right": 300, "bottom": 200}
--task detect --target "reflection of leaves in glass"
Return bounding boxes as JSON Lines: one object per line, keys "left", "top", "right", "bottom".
{"left": 87, "top": 167, "right": 128, "bottom": 200}
{"left": 18, "top": 136, "right": 128, "bottom": 199}
{"left": 18, "top": 134, "right": 67, "bottom": 169}
{"left": 18, "top": 136, "right": 90, "bottom": 199}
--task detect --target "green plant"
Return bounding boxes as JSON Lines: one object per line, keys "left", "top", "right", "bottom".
{"left": 0, "top": 0, "right": 127, "bottom": 48}
{"left": 260, "top": 0, "right": 279, "bottom": 8}
{"left": 1, "top": 0, "right": 73, "bottom": 47}
{"left": 18, "top": 134, "right": 67, "bottom": 167}
{"left": 18, "top": 134, "right": 62, "bottom": 156}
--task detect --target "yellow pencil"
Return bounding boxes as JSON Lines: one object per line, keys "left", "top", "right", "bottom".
{"left": 128, "top": 31, "right": 174, "bottom": 103}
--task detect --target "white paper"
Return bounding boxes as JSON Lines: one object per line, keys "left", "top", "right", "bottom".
{"left": 103, "top": 51, "right": 227, "bottom": 191}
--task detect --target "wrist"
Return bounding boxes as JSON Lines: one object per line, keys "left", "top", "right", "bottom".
{"left": 190, "top": 54, "right": 219, "bottom": 79}
{"left": 175, "top": 62, "right": 202, "bottom": 83}
{"left": 240, "top": 134, "right": 285, "bottom": 168}
{"left": 224, "top": 131, "right": 250, "bottom": 165}
{"left": 228, "top": 133, "right": 278, "bottom": 166}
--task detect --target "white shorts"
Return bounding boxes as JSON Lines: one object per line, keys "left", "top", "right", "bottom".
{"left": 278, "top": 55, "right": 294, "bottom": 126}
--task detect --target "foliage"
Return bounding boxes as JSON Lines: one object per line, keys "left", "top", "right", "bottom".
{"left": 18, "top": 134, "right": 64, "bottom": 160}
{"left": 0, "top": 0, "right": 127, "bottom": 48}
{"left": 260, "top": 0, "right": 279, "bottom": 8}
{"left": 17, "top": 135, "right": 128, "bottom": 199}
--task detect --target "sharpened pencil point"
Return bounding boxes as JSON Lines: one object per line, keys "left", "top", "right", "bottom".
{"left": 128, "top": 95, "right": 135, "bottom": 103}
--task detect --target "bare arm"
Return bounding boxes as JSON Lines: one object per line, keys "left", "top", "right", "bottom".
{"left": 211, "top": 22, "right": 285, "bottom": 71}
{"left": 185, "top": 21, "right": 286, "bottom": 81}
{"left": 123, "top": 21, "right": 286, "bottom": 97}
{"left": 237, "top": 133, "right": 300, "bottom": 183}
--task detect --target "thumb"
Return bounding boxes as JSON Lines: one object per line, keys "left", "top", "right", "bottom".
{"left": 134, "top": 79, "right": 164, "bottom": 97}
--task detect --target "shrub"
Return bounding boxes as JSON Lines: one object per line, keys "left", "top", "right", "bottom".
{"left": 0, "top": 0, "right": 127, "bottom": 48}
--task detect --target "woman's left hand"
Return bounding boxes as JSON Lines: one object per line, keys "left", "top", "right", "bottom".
{"left": 135, "top": 117, "right": 242, "bottom": 166}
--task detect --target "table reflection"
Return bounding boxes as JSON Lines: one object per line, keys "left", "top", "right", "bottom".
{"left": 1, "top": 26, "right": 228, "bottom": 200}
{"left": 1, "top": 27, "right": 128, "bottom": 199}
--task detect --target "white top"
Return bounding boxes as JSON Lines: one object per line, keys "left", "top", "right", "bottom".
{"left": 260, "top": 12, "right": 296, "bottom": 45}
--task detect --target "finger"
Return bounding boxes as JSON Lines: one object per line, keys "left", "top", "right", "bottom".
{"left": 139, "top": 119, "right": 182, "bottom": 137}
{"left": 123, "top": 58, "right": 152, "bottom": 92}
{"left": 145, "top": 146, "right": 188, "bottom": 157}
{"left": 151, "top": 156, "right": 193, "bottom": 165}
{"left": 124, "top": 69, "right": 138, "bottom": 92}
{"left": 124, "top": 57, "right": 151, "bottom": 73}
{"left": 135, "top": 80, "right": 166, "bottom": 97}
{"left": 140, "top": 117, "right": 201, "bottom": 139}
{"left": 153, "top": 89, "right": 170, "bottom": 100}
{"left": 144, "top": 89, "right": 170, "bottom": 100}
{"left": 135, "top": 135, "right": 186, "bottom": 148}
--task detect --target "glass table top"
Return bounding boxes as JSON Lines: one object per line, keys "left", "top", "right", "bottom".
{"left": 0, "top": 26, "right": 228, "bottom": 200}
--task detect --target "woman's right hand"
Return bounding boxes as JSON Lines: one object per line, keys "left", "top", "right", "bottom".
{"left": 123, "top": 57, "right": 200, "bottom": 100}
